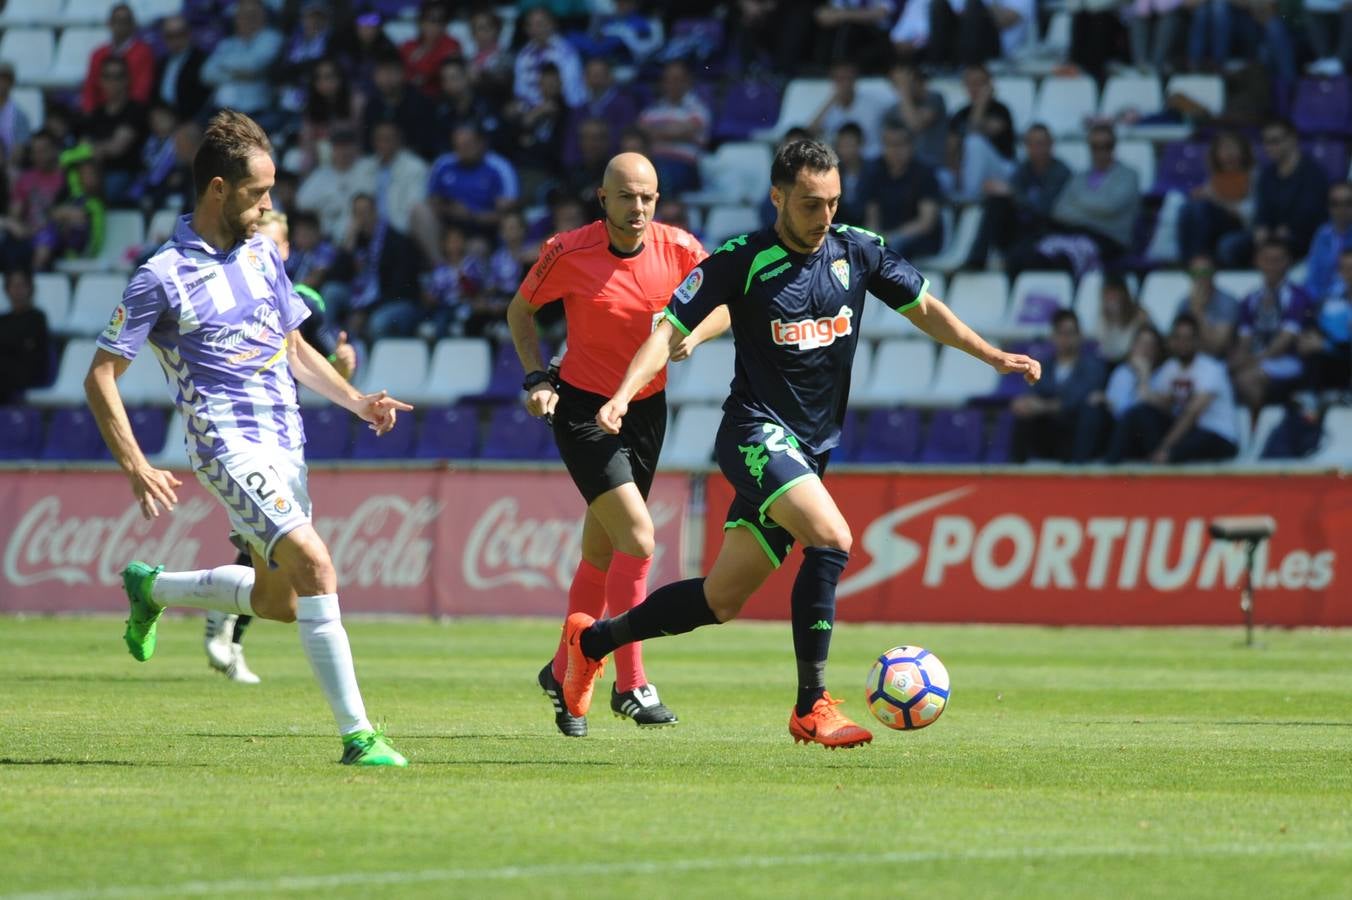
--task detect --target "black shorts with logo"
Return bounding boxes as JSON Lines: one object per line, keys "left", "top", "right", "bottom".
{"left": 552, "top": 380, "right": 667, "bottom": 505}
{"left": 714, "top": 414, "right": 829, "bottom": 568}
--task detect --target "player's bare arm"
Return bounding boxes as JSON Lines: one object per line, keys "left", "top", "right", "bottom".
{"left": 902, "top": 292, "right": 1042, "bottom": 384}
{"left": 84, "top": 348, "right": 182, "bottom": 519}
{"left": 670, "top": 304, "right": 730, "bottom": 362}
{"left": 505, "top": 291, "right": 558, "bottom": 419}
{"left": 597, "top": 318, "right": 688, "bottom": 434}
{"left": 286, "top": 330, "right": 412, "bottom": 435}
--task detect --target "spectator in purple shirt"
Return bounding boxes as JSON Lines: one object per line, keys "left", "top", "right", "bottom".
{"left": 1230, "top": 239, "right": 1311, "bottom": 415}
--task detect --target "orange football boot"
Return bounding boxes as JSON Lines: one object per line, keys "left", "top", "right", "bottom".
{"left": 789, "top": 692, "right": 873, "bottom": 749}
{"left": 562, "top": 612, "right": 606, "bottom": 717}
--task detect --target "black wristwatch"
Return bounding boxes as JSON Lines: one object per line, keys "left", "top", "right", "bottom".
{"left": 522, "top": 370, "right": 555, "bottom": 391}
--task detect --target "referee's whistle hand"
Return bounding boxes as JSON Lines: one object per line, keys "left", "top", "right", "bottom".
{"left": 525, "top": 386, "right": 558, "bottom": 418}
{"left": 597, "top": 399, "right": 627, "bottom": 435}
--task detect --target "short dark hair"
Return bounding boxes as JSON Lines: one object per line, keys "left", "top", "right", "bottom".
{"left": 193, "top": 109, "right": 271, "bottom": 198}
{"left": 835, "top": 122, "right": 864, "bottom": 142}
{"left": 1255, "top": 238, "right": 1290, "bottom": 257}
{"left": 1025, "top": 123, "right": 1052, "bottom": 140}
{"left": 1172, "top": 311, "right": 1200, "bottom": 334}
{"left": 290, "top": 210, "right": 320, "bottom": 232}
{"left": 1102, "top": 274, "right": 1131, "bottom": 298}
{"left": 771, "top": 139, "right": 838, "bottom": 189}
{"left": 1051, "top": 308, "right": 1079, "bottom": 331}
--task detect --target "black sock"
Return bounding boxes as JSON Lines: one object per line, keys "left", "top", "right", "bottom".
{"left": 791, "top": 546, "right": 849, "bottom": 717}
{"left": 580, "top": 578, "right": 720, "bottom": 660}
{"left": 233, "top": 615, "right": 252, "bottom": 643}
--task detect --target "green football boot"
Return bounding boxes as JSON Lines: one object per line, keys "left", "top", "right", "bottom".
{"left": 340, "top": 728, "right": 409, "bottom": 767}
{"left": 121, "top": 561, "right": 165, "bottom": 662}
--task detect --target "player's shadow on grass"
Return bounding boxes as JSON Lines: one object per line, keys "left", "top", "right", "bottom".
{"left": 0, "top": 757, "right": 209, "bottom": 767}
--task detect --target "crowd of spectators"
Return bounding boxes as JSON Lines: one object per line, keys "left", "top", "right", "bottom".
{"left": 0, "top": 0, "right": 1349, "bottom": 465}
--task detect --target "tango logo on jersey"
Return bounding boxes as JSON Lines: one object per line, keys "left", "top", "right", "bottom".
{"left": 674, "top": 267, "right": 703, "bottom": 303}
{"left": 102, "top": 303, "right": 128, "bottom": 340}
{"left": 770, "top": 306, "right": 853, "bottom": 350}
{"left": 831, "top": 258, "right": 850, "bottom": 290}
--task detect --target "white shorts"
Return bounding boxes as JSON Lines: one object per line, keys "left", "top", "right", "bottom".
{"left": 196, "top": 445, "right": 312, "bottom": 567}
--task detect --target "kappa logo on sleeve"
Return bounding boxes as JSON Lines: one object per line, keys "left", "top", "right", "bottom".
{"left": 102, "top": 303, "right": 128, "bottom": 340}
{"left": 673, "top": 267, "right": 704, "bottom": 303}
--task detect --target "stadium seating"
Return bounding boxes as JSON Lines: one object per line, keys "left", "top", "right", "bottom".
{"left": 992, "top": 75, "right": 1036, "bottom": 134}
{"left": 414, "top": 404, "right": 479, "bottom": 459}
{"left": 410, "top": 337, "right": 492, "bottom": 405}
{"left": 985, "top": 409, "right": 1014, "bottom": 462}
{"left": 60, "top": 273, "right": 126, "bottom": 337}
{"left": 864, "top": 293, "right": 914, "bottom": 340}
{"left": 1004, "top": 271, "right": 1074, "bottom": 336}
{"left": 126, "top": 406, "right": 168, "bottom": 456}
{"left": 27, "top": 338, "right": 98, "bottom": 406}
{"left": 1154, "top": 141, "right": 1209, "bottom": 194}
{"left": 762, "top": 78, "right": 830, "bottom": 139}
{"left": 928, "top": 77, "right": 967, "bottom": 116}
{"left": 0, "top": 27, "right": 55, "bottom": 83}
{"left": 130, "top": 0, "right": 185, "bottom": 21}
{"left": 946, "top": 271, "right": 1009, "bottom": 335}
{"left": 117, "top": 348, "right": 172, "bottom": 406}
{"left": 0, "top": 0, "right": 68, "bottom": 26}
{"left": 1073, "top": 270, "right": 1140, "bottom": 338}
{"left": 713, "top": 80, "right": 782, "bottom": 141}
{"left": 31, "top": 274, "right": 72, "bottom": 329}
{"left": 1099, "top": 74, "right": 1163, "bottom": 120}
{"left": 146, "top": 209, "right": 180, "bottom": 246}
{"left": 1240, "top": 404, "right": 1284, "bottom": 463}
{"left": 147, "top": 411, "right": 189, "bottom": 469}
{"left": 1164, "top": 74, "right": 1224, "bottom": 117}
{"left": 0, "top": 407, "right": 45, "bottom": 459}
{"left": 300, "top": 407, "right": 352, "bottom": 460}
{"left": 351, "top": 413, "right": 418, "bottom": 460}
{"left": 688, "top": 142, "right": 773, "bottom": 207}
{"left": 1305, "top": 139, "right": 1349, "bottom": 184}
{"left": 1116, "top": 140, "right": 1156, "bottom": 190}
{"left": 1032, "top": 75, "right": 1097, "bottom": 137}
{"left": 667, "top": 337, "right": 734, "bottom": 404}
{"left": 480, "top": 405, "right": 554, "bottom": 460}
{"left": 11, "top": 86, "right": 44, "bottom": 132}
{"left": 1057, "top": 140, "right": 1090, "bottom": 174}
{"left": 660, "top": 403, "right": 721, "bottom": 466}
{"left": 473, "top": 341, "right": 531, "bottom": 402}
{"left": 1215, "top": 270, "right": 1262, "bottom": 300}
{"left": 1292, "top": 77, "right": 1351, "bottom": 136}
{"left": 853, "top": 338, "right": 936, "bottom": 407}
{"left": 852, "top": 407, "right": 922, "bottom": 463}
{"left": 921, "top": 407, "right": 985, "bottom": 463}
{"left": 58, "top": 210, "right": 145, "bottom": 274}
{"left": 914, "top": 206, "right": 982, "bottom": 274}
{"left": 1311, "top": 407, "right": 1352, "bottom": 465}
{"left": 34, "top": 27, "right": 105, "bottom": 89}
{"left": 359, "top": 338, "right": 429, "bottom": 399}
{"left": 850, "top": 335, "right": 873, "bottom": 392}
{"left": 1138, "top": 270, "right": 1190, "bottom": 330}
{"left": 926, "top": 346, "right": 999, "bottom": 405}
{"left": 42, "top": 407, "right": 108, "bottom": 460}
{"left": 703, "top": 205, "right": 762, "bottom": 247}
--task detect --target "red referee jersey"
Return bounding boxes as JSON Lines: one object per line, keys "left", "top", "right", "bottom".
{"left": 521, "top": 219, "right": 707, "bottom": 400}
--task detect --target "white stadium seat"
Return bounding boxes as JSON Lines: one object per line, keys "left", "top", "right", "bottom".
{"left": 0, "top": 27, "right": 55, "bottom": 83}
{"left": 146, "top": 208, "right": 180, "bottom": 246}
{"left": 62, "top": 273, "right": 127, "bottom": 337}
{"left": 993, "top": 76, "right": 1036, "bottom": 135}
{"left": 1057, "top": 140, "right": 1089, "bottom": 173}
{"left": 928, "top": 77, "right": 968, "bottom": 117}
{"left": 703, "top": 205, "right": 762, "bottom": 248}
{"left": 667, "top": 338, "right": 734, "bottom": 405}
{"left": 853, "top": 338, "right": 936, "bottom": 407}
{"left": 1243, "top": 404, "right": 1285, "bottom": 462}
{"left": 27, "top": 338, "right": 98, "bottom": 406}
{"left": 1116, "top": 140, "right": 1156, "bottom": 190}
{"left": 864, "top": 293, "right": 914, "bottom": 340}
{"left": 58, "top": 210, "right": 146, "bottom": 274}
{"left": 0, "top": 0, "right": 66, "bottom": 27}
{"left": 913, "top": 205, "right": 983, "bottom": 273}
{"left": 1165, "top": 74, "right": 1225, "bottom": 117}
{"left": 34, "top": 26, "right": 105, "bottom": 89}
{"left": 850, "top": 336, "right": 873, "bottom": 395}
{"left": 1233, "top": 407, "right": 1253, "bottom": 460}
{"left": 690, "top": 142, "right": 773, "bottom": 206}
{"left": 926, "top": 346, "right": 999, "bottom": 406}
{"left": 382, "top": 20, "right": 417, "bottom": 45}
{"left": 1099, "top": 74, "right": 1163, "bottom": 120}
{"left": 1216, "top": 270, "right": 1262, "bottom": 300}
{"left": 411, "top": 337, "right": 491, "bottom": 405}
{"left": 1033, "top": 75, "right": 1098, "bottom": 137}
{"left": 31, "top": 273, "right": 72, "bottom": 327}
{"left": 1311, "top": 407, "right": 1352, "bottom": 466}
{"left": 117, "top": 348, "right": 172, "bottom": 406}
{"left": 147, "top": 410, "right": 190, "bottom": 469}
{"left": 359, "top": 338, "right": 429, "bottom": 398}
{"left": 1138, "top": 271, "right": 1190, "bottom": 331}
{"left": 660, "top": 404, "right": 722, "bottom": 467}
{"left": 131, "top": 0, "right": 186, "bottom": 21}
{"left": 946, "top": 271, "right": 1009, "bottom": 335}
{"left": 1005, "top": 271, "right": 1074, "bottom": 335}
{"left": 11, "top": 86, "right": 44, "bottom": 131}
{"left": 57, "top": 0, "right": 119, "bottom": 25}
{"left": 920, "top": 271, "right": 946, "bottom": 302}
{"left": 1073, "top": 271, "right": 1139, "bottom": 339}
{"left": 763, "top": 78, "right": 831, "bottom": 138}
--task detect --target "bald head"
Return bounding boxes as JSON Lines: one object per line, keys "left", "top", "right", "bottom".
{"left": 599, "top": 153, "right": 660, "bottom": 250}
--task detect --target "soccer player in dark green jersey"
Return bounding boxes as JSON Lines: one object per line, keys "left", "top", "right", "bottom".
{"left": 561, "top": 139, "right": 1042, "bottom": 748}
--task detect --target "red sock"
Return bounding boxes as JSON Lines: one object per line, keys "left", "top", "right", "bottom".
{"left": 552, "top": 558, "right": 608, "bottom": 682}
{"left": 608, "top": 550, "right": 653, "bottom": 693}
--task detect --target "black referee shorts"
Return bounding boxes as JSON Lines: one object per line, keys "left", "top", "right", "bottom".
{"left": 552, "top": 380, "right": 667, "bottom": 505}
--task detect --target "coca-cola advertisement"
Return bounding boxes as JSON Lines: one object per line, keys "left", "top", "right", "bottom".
{"left": 707, "top": 473, "right": 1352, "bottom": 626}
{"left": 0, "top": 470, "right": 688, "bottom": 616}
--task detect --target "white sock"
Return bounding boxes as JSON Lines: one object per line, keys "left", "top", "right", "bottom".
{"left": 296, "top": 594, "right": 371, "bottom": 737}
{"left": 152, "top": 566, "right": 255, "bottom": 615}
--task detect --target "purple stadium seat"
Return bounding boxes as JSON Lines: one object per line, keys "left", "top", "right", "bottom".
{"left": 351, "top": 416, "right": 416, "bottom": 460}
{"left": 480, "top": 405, "right": 555, "bottom": 460}
{"left": 1292, "top": 77, "right": 1351, "bottom": 135}
{"left": 299, "top": 407, "right": 351, "bottom": 460}
{"left": 414, "top": 404, "right": 479, "bottom": 459}
{"left": 985, "top": 410, "right": 1014, "bottom": 463}
{"left": 834, "top": 409, "right": 863, "bottom": 462}
{"left": 0, "top": 406, "right": 44, "bottom": 459}
{"left": 472, "top": 342, "right": 540, "bottom": 403}
{"left": 1303, "top": 140, "right": 1349, "bottom": 184}
{"left": 853, "top": 408, "right": 922, "bottom": 463}
{"left": 42, "top": 408, "right": 108, "bottom": 460}
{"left": 1153, "top": 141, "right": 1209, "bottom": 195}
{"left": 921, "top": 408, "right": 985, "bottom": 464}
{"left": 714, "top": 80, "right": 782, "bottom": 141}
{"left": 126, "top": 407, "right": 168, "bottom": 456}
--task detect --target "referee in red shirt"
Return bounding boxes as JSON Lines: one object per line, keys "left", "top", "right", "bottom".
{"left": 506, "top": 153, "right": 727, "bottom": 736}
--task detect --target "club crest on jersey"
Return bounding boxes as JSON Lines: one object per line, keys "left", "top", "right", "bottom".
{"left": 770, "top": 306, "right": 853, "bottom": 350}
{"left": 674, "top": 267, "right": 703, "bottom": 303}
{"left": 831, "top": 258, "right": 850, "bottom": 290}
{"left": 244, "top": 248, "right": 267, "bottom": 275}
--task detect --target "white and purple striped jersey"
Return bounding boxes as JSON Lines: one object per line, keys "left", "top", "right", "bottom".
{"left": 97, "top": 215, "right": 311, "bottom": 468}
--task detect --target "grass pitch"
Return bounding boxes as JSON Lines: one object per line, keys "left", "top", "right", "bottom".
{"left": 2, "top": 615, "right": 1351, "bottom": 899}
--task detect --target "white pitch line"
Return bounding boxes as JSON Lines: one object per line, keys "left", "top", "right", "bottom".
{"left": 6, "top": 841, "right": 1350, "bottom": 900}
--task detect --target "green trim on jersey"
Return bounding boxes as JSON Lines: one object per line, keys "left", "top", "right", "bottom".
{"left": 833, "top": 223, "right": 885, "bottom": 246}
{"left": 758, "top": 472, "right": 816, "bottom": 524}
{"left": 294, "top": 282, "right": 326, "bottom": 313}
{"left": 662, "top": 307, "right": 692, "bottom": 336}
{"left": 894, "top": 277, "right": 930, "bottom": 314}
{"left": 725, "top": 518, "right": 784, "bottom": 568}
{"left": 743, "top": 245, "right": 789, "bottom": 294}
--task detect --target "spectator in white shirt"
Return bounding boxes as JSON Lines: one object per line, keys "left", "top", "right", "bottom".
{"left": 809, "top": 61, "right": 890, "bottom": 158}
{"left": 296, "top": 128, "right": 365, "bottom": 242}
{"left": 513, "top": 7, "right": 586, "bottom": 109}
{"left": 201, "top": 0, "right": 283, "bottom": 124}
{"left": 350, "top": 121, "right": 428, "bottom": 235}
{"left": 636, "top": 61, "right": 711, "bottom": 195}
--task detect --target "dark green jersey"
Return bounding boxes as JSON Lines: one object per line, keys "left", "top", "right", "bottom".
{"left": 664, "top": 224, "right": 928, "bottom": 454}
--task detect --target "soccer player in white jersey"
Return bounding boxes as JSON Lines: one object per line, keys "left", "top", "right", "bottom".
{"left": 84, "top": 110, "right": 413, "bottom": 767}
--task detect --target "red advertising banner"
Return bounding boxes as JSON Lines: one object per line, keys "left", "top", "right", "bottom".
{"left": 705, "top": 473, "right": 1352, "bottom": 626}
{"left": 0, "top": 469, "right": 688, "bottom": 617}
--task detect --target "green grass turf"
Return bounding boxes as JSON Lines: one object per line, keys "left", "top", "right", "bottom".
{"left": 2, "top": 615, "right": 1351, "bottom": 899}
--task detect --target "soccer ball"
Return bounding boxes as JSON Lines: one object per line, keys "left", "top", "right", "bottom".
{"left": 865, "top": 646, "right": 950, "bottom": 730}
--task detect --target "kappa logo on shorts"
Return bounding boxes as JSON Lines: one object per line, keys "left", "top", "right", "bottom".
{"left": 770, "top": 305, "right": 853, "bottom": 350}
